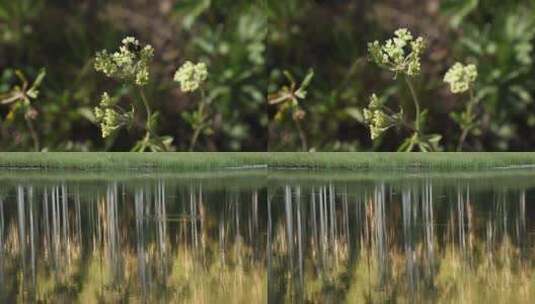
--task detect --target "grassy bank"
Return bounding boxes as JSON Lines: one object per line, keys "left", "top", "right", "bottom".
{"left": 0, "top": 152, "right": 268, "bottom": 170}
{"left": 266, "top": 153, "right": 535, "bottom": 170}
{"left": 1, "top": 152, "right": 535, "bottom": 171}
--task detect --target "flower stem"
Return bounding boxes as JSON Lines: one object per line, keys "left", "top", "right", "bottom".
{"left": 138, "top": 88, "right": 168, "bottom": 152}
{"left": 189, "top": 89, "right": 207, "bottom": 152}
{"left": 404, "top": 76, "right": 421, "bottom": 133}
{"left": 189, "top": 125, "right": 202, "bottom": 152}
{"left": 139, "top": 88, "right": 151, "bottom": 133}
{"left": 457, "top": 129, "right": 470, "bottom": 152}
{"left": 457, "top": 88, "right": 477, "bottom": 152}
{"left": 467, "top": 88, "right": 476, "bottom": 116}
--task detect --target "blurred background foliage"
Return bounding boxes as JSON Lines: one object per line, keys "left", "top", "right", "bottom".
{"left": 267, "top": 0, "right": 535, "bottom": 151}
{"left": 2, "top": 0, "right": 535, "bottom": 152}
{"left": 0, "top": 0, "right": 266, "bottom": 151}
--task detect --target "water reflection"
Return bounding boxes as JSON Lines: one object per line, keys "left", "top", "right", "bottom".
{"left": 3, "top": 171, "right": 535, "bottom": 303}
{"left": 268, "top": 176, "right": 535, "bottom": 303}
{"left": 0, "top": 177, "right": 267, "bottom": 303}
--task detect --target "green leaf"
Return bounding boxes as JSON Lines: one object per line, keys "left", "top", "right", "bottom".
{"left": 397, "top": 137, "right": 413, "bottom": 152}
{"left": 294, "top": 89, "right": 307, "bottom": 100}
{"left": 428, "top": 134, "right": 442, "bottom": 144}
{"left": 299, "top": 69, "right": 315, "bottom": 91}
{"left": 283, "top": 71, "right": 296, "bottom": 87}
{"left": 31, "top": 68, "right": 46, "bottom": 90}
{"left": 418, "top": 142, "right": 431, "bottom": 152}
{"left": 148, "top": 112, "right": 160, "bottom": 130}
{"left": 160, "top": 136, "right": 174, "bottom": 146}
{"left": 14, "top": 70, "right": 28, "bottom": 87}
{"left": 78, "top": 107, "right": 96, "bottom": 123}
{"left": 418, "top": 109, "right": 429, "bottom": 130}
{"left": 345, "top": 107, "right": 364, "bottom": 123}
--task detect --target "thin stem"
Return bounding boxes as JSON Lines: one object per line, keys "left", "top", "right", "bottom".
{"left": 404, "top": 76, "right": 421, "bottom": 132}
{"left": 189, "top": 126, "right": 202, "bottom": 152}
{"left": 138, "top": 88, "right": 168, "bottom": 152}
{"left": 138, "top": 88, "right": 152, "bottom": 152}
{"left": 139, "top": 88, "right": 151, "bottom": 134}
{"left": 457, "top": 129, "right": 470, "bottom": 152}
{"left": 189, "top": 89, "right": 207, "bottom": 152}
{"left": 25, "top": 117, "right": 39, "bottom": 152}
{"left": 467, "top": 88, "right": 476, "bottom": 116}
{"left": 457, "top": 88, "right": 477, "bottom": 152}
{"left": 294, "top": 119, "right": 308, "bottom": 152}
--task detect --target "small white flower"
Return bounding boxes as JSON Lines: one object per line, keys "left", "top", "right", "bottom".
{"left": 444, "top": 62, "right": 478, "bottom": 94}
{"left": 174, "top": 61, "right": 208, "bottom": 93}
{"left": 94, "top": 36, "right": 154, "bottom": 86}
{"left": 368, "top": 28, "right": 426, "bottom": 77}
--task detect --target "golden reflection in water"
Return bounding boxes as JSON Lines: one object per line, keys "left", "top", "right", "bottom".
{"left": 268, "top": 180, "right": 535, "bottom": 303}
{"left": 2, "top": 176, "right": 535, "bottom": 303}
{"left": 0, "top": 181, "right": 266, "bottom": 303}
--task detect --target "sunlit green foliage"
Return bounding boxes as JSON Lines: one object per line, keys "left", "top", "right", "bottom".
{"left": 268, "top": 0, "right": 535, "bottom": 151}
{"left": 2, "top": 0, "right": 535, "bottom": 151}
{"left": 0, "top": 0, "right": 266, "bottom": 151}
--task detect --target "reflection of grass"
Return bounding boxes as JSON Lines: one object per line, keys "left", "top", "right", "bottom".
{"left": 168, "top": 246, "right": 266, "bottom": 304}
{"left": 2, "top": 152, "right": 535, "bottom": 170}
{"left": 268, "top": 168, "right": 535, "bottom": 191}
{"left": 0, "top": 170, "right": 268, "bottom": 191}
{"left": 9, "top": 241, "right": 266, "bottom": 303}
{"left": 433, "top": 238, "right": 535, "bottom": 304}
{"left": 270, "top": 209, "right": 535, "bottom": 303}
{"left": 343, "top": 237, "right": 535, "bottom": 303}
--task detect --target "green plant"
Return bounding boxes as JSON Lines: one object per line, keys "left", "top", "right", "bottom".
{"left": 174, "top": 61, "right": 211, "bottom": 151}
{"left": 268, "top": 69, "right": 314, "bottom": 151}
{"left": 0, "top": 0, "right": 44, "bottom": 45}
{"left": 0, "top": 68, "right": 45, "bottom": 151}
{"left": 446, "top": 4, "right": 535, "bottom": 150}
{"left": 367, "top": 29, "right": 442, "bottom": 152}
{"left": 444, "top": 62, "right": 479, "bottom": 151}
{"left": 94, "top": 37, "right": 173, "bottom": 152}
{"left": 177, "top": 2, "right": 267, "bottom": 151}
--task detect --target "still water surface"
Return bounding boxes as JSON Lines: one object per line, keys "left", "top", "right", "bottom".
{"left": 1, "top": 170, "right": 535, "bottom": 303}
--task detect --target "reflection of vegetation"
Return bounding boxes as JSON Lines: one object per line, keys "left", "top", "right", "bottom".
{"left": 269, "top": 180, "right": 535, "bottom": 302}
{"left": 433, "top": 238, "right": 535, "bottom": 303}
{"left": 168, "top": 245, "right": 266, "bottom": 303}
{"left": 4, "top": 173, "right": 535, "bottom": 302}
{"left": 0, "top": 181, "right": 266, "bottom": 303}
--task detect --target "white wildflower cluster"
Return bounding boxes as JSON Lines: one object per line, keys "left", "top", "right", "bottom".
{"left": 94, "top": 92, "right": 127, "bottom": 138}
{"left": 174, "top": 61, "right": 208, "bottom": 93}
{"left": 94, "top": 36, "right": 154, "bottom": 86}
{"left": 363, "top": 94, "right": 395, "bottom": 140}
{"left": 444, "top": 62, "right": 478, "bottom": 94}
{"left": 368, "top": 28, "right": 426, "bottom": 77}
